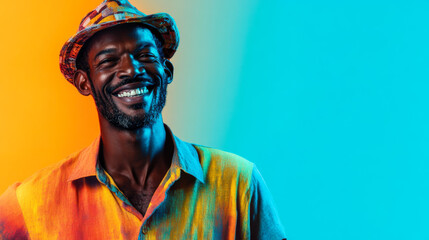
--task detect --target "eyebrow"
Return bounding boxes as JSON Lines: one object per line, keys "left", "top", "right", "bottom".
{"left": 93, "top": 48, "right": 116, "bottom": 62}
{"left": 135, "top": 43, "right": 156, "bottom": 52}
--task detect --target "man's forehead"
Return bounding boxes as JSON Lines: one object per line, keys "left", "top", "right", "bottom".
{"left": 86, "top": 24, "right": 157, "bottom": 53}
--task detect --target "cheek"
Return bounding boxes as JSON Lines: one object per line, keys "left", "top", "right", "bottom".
{"left": 146, "top": 65, "right": 166, "bottom": 82}
{"left": 91, "top": 72, "right": 116, "bottom": 93}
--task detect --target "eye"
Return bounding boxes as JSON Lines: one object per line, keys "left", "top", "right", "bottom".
{"left": 137, "top": 53, "right": 157, "bottom": 62}
{"left": 97, "top": 58, "right": 116, "bottom": 68}
{"left": 98, "top": 58, "right": 115, "bottom": 65}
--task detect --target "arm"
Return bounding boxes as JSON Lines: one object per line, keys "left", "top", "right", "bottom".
{"left": 0, "top": 183, "right": 29, "bottom": 240}
{"left": 249, "top": 166, "right": 287, "bottom": 240}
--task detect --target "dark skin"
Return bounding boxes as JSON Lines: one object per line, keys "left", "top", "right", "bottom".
{"left": 73, "top": 24, "right": 174, "bottom": 216}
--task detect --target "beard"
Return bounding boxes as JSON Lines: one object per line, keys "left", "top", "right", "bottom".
{"left": 89, "top": 78, "right": 167, "bottom": 130}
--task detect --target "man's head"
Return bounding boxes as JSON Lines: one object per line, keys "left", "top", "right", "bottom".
{"left": 73, "top": 23, "right": 174, "bottom": 130}
{"left": 59, "top": 0, "right": 180, "bottom": 130}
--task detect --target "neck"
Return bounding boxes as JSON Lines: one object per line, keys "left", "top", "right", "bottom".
{"left": 98, "top": 115, "right": 173, "bottom": 186}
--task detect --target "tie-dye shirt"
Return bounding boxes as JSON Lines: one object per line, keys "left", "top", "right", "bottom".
{"left": 0, "top": 126, "right": 286, "bottom": 240}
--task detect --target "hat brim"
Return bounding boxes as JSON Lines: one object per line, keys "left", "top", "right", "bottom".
{"left": 59, "top": 13, "right": 179, "bottom": 83}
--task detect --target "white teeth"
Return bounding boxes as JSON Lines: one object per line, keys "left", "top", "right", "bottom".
{"left": 117, "top": 87, "right": 150, "bottom": 97}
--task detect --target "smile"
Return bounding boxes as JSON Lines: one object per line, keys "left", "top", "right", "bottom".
{"left": 116, "top": 86, "right": 150, "bottom": 98}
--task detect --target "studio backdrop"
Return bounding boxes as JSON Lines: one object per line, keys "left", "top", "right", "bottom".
{"left": 0, "top": 0, "right": 428, "bottom": 239}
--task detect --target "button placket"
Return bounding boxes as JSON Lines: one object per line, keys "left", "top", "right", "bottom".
{"left": 137, "top": 223, "right": 149, "bottom": 240}
{"left": 142, "top": 225, "right": 149, "bottom": 234}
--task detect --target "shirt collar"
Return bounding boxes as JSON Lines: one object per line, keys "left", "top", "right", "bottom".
{"left": 67, "top": 124, "right": 205, "bottom": 184}
{"left": 67, "top": 135, "right": 100, "bottom": 182}
{"left": 166, "top": 125, "right": 205, "bottom": 183}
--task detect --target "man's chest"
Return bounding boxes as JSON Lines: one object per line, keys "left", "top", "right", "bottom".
{"left": 119, "top": 184, "right": 158, "bottom": 216}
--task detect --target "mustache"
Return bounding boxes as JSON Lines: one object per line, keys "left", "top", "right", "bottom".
{"left": 106, "top": 76, "right": 158, "bottom": 93}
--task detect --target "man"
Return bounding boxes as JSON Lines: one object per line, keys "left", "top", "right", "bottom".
{"left": 0, "top": 0, "right": 286, "bottom": 239}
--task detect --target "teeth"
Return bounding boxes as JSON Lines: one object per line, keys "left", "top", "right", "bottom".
{"left": 117, "top": 87, "right": 150, "bottom": 97}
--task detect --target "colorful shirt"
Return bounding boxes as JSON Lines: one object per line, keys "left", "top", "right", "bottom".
{"left": 0, "top": 126, "right": 286, "bottom": 240}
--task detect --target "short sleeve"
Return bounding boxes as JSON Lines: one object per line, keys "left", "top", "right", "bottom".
{"left": 0, "top": 183, "right": 29, "bottom": 240}
{"left": 249, "top": 166, "right": 287, "bottom": 240}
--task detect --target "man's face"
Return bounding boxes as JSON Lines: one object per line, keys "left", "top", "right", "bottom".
{"left": 82, "top": 24, "right": 171, "bottom": 130}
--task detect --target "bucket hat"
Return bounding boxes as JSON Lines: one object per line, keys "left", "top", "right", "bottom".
{"left": 59, "top": 0, "right": 180, "bottom": 83}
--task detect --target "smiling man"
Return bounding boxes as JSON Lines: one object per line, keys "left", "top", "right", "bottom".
{"left": 0, "top": 0, "right": 286, "bottom": 239}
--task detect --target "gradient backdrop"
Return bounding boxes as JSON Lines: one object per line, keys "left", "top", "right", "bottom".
{"left": 1, "top": 0, "right": 428, "bottom": 239}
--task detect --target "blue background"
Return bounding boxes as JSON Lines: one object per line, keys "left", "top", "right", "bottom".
{"left": 148, "top": 0, "right": 429, "bottom": 239}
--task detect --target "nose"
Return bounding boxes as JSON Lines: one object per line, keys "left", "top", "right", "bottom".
{"left": 117, "top": 54, "right": 144, "bottom": 79}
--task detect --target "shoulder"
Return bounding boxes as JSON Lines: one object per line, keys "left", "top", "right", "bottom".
{"left": 0, "top": 147, "right": 88, "bottom": 239}
{"left": 192, "top": 144, "right": 255, "bottom": 187}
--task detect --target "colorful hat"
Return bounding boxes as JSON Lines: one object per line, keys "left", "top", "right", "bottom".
{"left": 59, "top": 0, "right": 180, "bottom": 83}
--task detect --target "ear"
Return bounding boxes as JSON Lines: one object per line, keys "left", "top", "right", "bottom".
{"left": 73, "top": 70, "right": 92, "bottom": 96}
{"left": 163, "top": 59, "right": 174, "bottom": 84}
